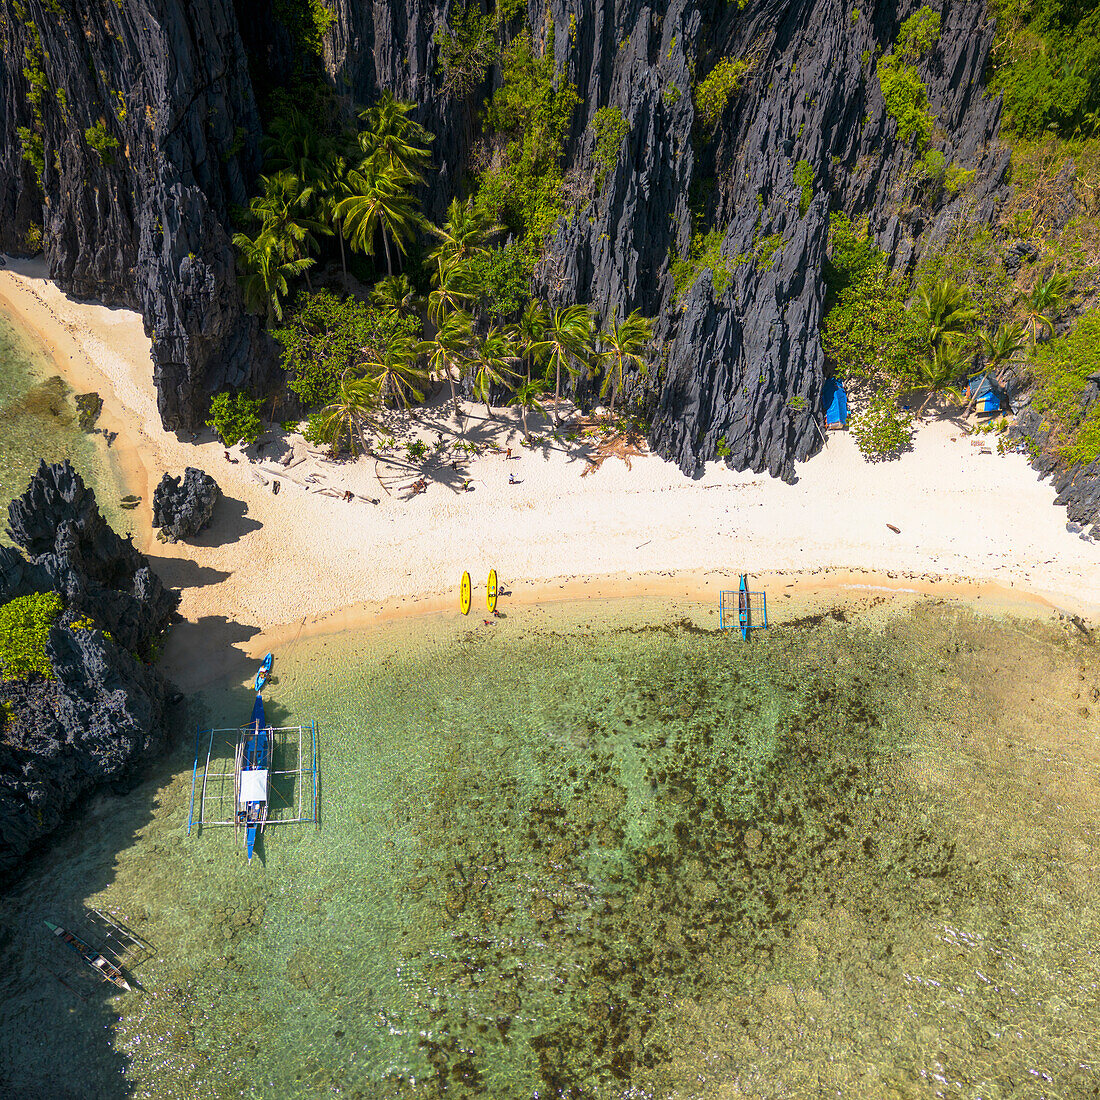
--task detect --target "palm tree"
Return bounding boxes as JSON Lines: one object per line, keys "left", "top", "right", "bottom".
{"left": 977, "top": 321, "right": 1027, "bottom": 385}
{"left": 915, "top": 337, "right": 970, "bottom": 414}
{"left": 545, "top": 304, "right": 595, "bottom": 421}
{"left": 427, "top": 197, "right": 502, "bottom": 272}
{"left": 427, "top": 255, "right": 475, "bottom": 325}
{"left": 356, "top": 91, "right": 434, "bottom": 180}
{"left": 336, "top": 159, "right": 423, "bottom": 275}
{"left": 314, "top": 372, "right": 380, "bottom": 457}
{"left": 508, "top": 378, "right": 548, "bottom": 437}
{"left": 1022, "top": 273, "right": 1070, "bottom": 348}
{"left": 597, "top": 309, "right": 653, "bottom": 417}
{"left": 372, "top": 274, "right": 421, "bottom": 316}
{"left": 263, "top": 109, "right": 330, "bottom": 191}
{"left": 418, "top": 310, "right": 475, "bottom": 416}
{"left": 233, "top": 228, "right": 314, "bottom": 324}
{"left": 913, "top": 279, "right": 978, "bottom": 351}
{"left": 361, "top": 333, "right": 429, "bottom": 411}
{"left": 317, "top": 152, "right": 352, "bottom": 291}
{"left": 472, "top": 325, "right": 520, "bottom": 418}
{"left": 248, "top": 171, "right": 330, "bottom": 289}
{"left": 517, "top": 299, "right": 551, "bottom": 381}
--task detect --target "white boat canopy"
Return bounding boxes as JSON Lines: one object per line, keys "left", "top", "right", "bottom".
{"left": 238, "top": 769, "right": 269, "bottom": 805}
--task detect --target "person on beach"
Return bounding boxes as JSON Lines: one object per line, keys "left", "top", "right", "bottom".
{"left": 508, "top": 473, "right": 516, "bottom": 484}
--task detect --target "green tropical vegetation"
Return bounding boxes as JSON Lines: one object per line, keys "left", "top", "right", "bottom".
{"left": 210, "top": 19, "right": 651, "bottom": 457}
{"left": 206, "top": 391, "right": 264, "bottom": 448}
{"left": 1030, "top": 310, "right": 1100, "bottom": 465}
{"left": 693, "top": 58, "right": 751, "bottom": 130}
{"left": 876, "top": 7, "right": 940, "bottom": 148}
{"left": 988, "top": 0, "right": 1100, "bottom": 139}
{"left": 591, "top": 107, "right": 630, "bottom": 188}
{"left": 0, "top": 591, "right": 63, "bottom": 682}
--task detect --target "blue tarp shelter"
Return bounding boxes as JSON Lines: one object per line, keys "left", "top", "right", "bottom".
{"left": 967, "top": 373, "right": 1000, "bottom": 414}
{"left": 823, "top": 378, "right": 848, "bottom": 429}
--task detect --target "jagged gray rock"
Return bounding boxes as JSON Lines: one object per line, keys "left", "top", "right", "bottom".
{"left": 152, "top": 467, "right": 221, "bottom": 542}
{"left": 0, "top": 0, "right": 274, "bottom": 430}
{"left": 6, "top": 460, "right": 179, "bottom": 654}
{"left": 2, "top": 0, "right": 1009, "bottom": 476}
{"left": 0, "top": 461, "right": 178, "bottom": 884}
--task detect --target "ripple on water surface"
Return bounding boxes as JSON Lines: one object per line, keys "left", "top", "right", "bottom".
{"left": 1, "top": 599, "right": 1099, "bottom": 1098}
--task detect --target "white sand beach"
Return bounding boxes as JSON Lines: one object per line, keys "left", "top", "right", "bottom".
{"left": 2, "top": 255, "right": 1098, "bottom": 686}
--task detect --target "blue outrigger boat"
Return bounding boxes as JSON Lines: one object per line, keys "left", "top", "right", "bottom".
{"left": 718, "top": 575, "right": 768, "bottom": 637}
{"left": 237, "top": 695, "right": 270, "bottom": 863}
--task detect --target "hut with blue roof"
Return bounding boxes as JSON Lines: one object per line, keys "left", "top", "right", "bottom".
{"left": 966, "top": 373, "right": 1000, "bottom": 414}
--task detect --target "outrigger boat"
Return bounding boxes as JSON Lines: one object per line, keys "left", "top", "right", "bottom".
{"left": 255, "top": 652, "right": 273, "bottom": 692}
{"left": 44, "top": 919, "right": 131, "bottom": 991}
{"left": 236, "top": 694, "right": 270, "bottom": 862}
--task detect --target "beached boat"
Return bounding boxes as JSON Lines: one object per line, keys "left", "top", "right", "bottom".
{"left": 255, "top": 652, "right": 273, "bottom": 692}
{"left": 237, "top": 694, "right": 270, "bottom": 862}
{"left": 44, "top": 919, "right": 131, "bottom": 991}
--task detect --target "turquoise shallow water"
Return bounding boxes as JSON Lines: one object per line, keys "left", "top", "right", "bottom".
{"left": 1, "top": 597, "right": 1100, "bottom": 1098}
{"left": 0, "top": 303, "right": 126, "bottom": 536}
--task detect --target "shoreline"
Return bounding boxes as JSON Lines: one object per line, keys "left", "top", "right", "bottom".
{"left": 2, "top": 253, "right": 1099, "bottom": 693}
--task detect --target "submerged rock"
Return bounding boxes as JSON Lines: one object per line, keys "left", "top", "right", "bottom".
{"left": 152, "top": 467, "right": 221, "bottom": 542}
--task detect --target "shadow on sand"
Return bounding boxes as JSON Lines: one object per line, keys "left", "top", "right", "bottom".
{"left": 185, "top": 494, "right": 262, "bottom": 548}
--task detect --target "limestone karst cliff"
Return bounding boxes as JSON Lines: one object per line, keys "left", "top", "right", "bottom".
{"left": 0, "top": 461, "right": 179, "bottom": 883}
{"left": 2, "top": 0, "right": 1008, "bottom": 477}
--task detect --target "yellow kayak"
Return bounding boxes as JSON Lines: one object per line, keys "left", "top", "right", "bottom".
{"left": 460, "top": 571, "right": 471, "bottom": 615}
{"left": 487, "top": 569, "right": 498, "bottom": 613}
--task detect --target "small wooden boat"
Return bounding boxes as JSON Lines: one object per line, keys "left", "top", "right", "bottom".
{"left": 254, "top": 652, "right": 273, "bottom": 692}
{"left": 237, "top": 694, "right": 270, "bottom": 863}
{"left": 44, "top": 919, "right": 131, "bottom": 991}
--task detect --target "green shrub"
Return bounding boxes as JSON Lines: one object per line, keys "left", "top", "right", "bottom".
{"left": 23, "top": 222, "right": 43, "bottom": 254}
{"left": 464, "top": 241, "right": 538, "bottom": 321}
{"left": 849, "top": 389, "right": 914, "bottom": 459}
{"left": 876, "top": 9, "right": 939, "bottom": 148}
{"left": 1031, "top": 310, "right": 1100, "bottom": 466}
{"left": 944, "top": 162, "right": 975, "bottom": 195}
{"left": 273, "top": 290, "right": 420, "bottom": 408}
{"left": 434, "top": 2, "right": 499, "bottom": 98}
{"left": 272, "top": 0, "right": 336, "bottom": 60}
{"left": 1, "top": 699, "right": 14, "bottom": 730}
{"left": 693, "top": 58, "right": 751, "bottom": 129}
{"left": 793, "top": 159, "right": 814, "bottom": 215}
{"left": 84, "top": 119, "right": 119, "bottom": 166}
{"left": 877, "top": 55, "right": 934, "bottom": 146}
{"left": 671, "top": 228, "right": 734, "bottom": 300}
{"left": 821, "top": 214, "right": 922, "bottom": 387}
{"left": 17, "top": 126, "right": 44, "bottom": 186}
{"left": 894, "top": 7, "right": 941, "bottom": 60}
{"left": 206, "top": 391, "right": 263, "bottom": 447}
{"left": 753, "top": 232, "right": 784, "bottom": 266}
{"left": 475, "top": 28, "right": 579, "bottom": 246}
{"left": 406, "top": 439, "right": 428, "bottom": 462}
{"left": 70, "top": 615, "right": 112, "bottom": 641}
{"left": 591, "top": 106, "right": 630, "bottom": 188}
{"left": 663, "top": 83, "right": 682, "bottom": 107}
{"left": 0, "top": 592, "right": 63, "bottom": 682}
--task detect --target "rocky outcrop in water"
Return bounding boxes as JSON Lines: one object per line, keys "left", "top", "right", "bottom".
{"left": 2, "top": 0, "right": 1008, "bottom": 476}
{"left": 5, "top": 461, "right": 179, "bottom": 653}
{"left": 0, "top": 461, "right": 179, "bottom": 883}
{"left": 152, "top": 467, "right": 220, "bottom": 542}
